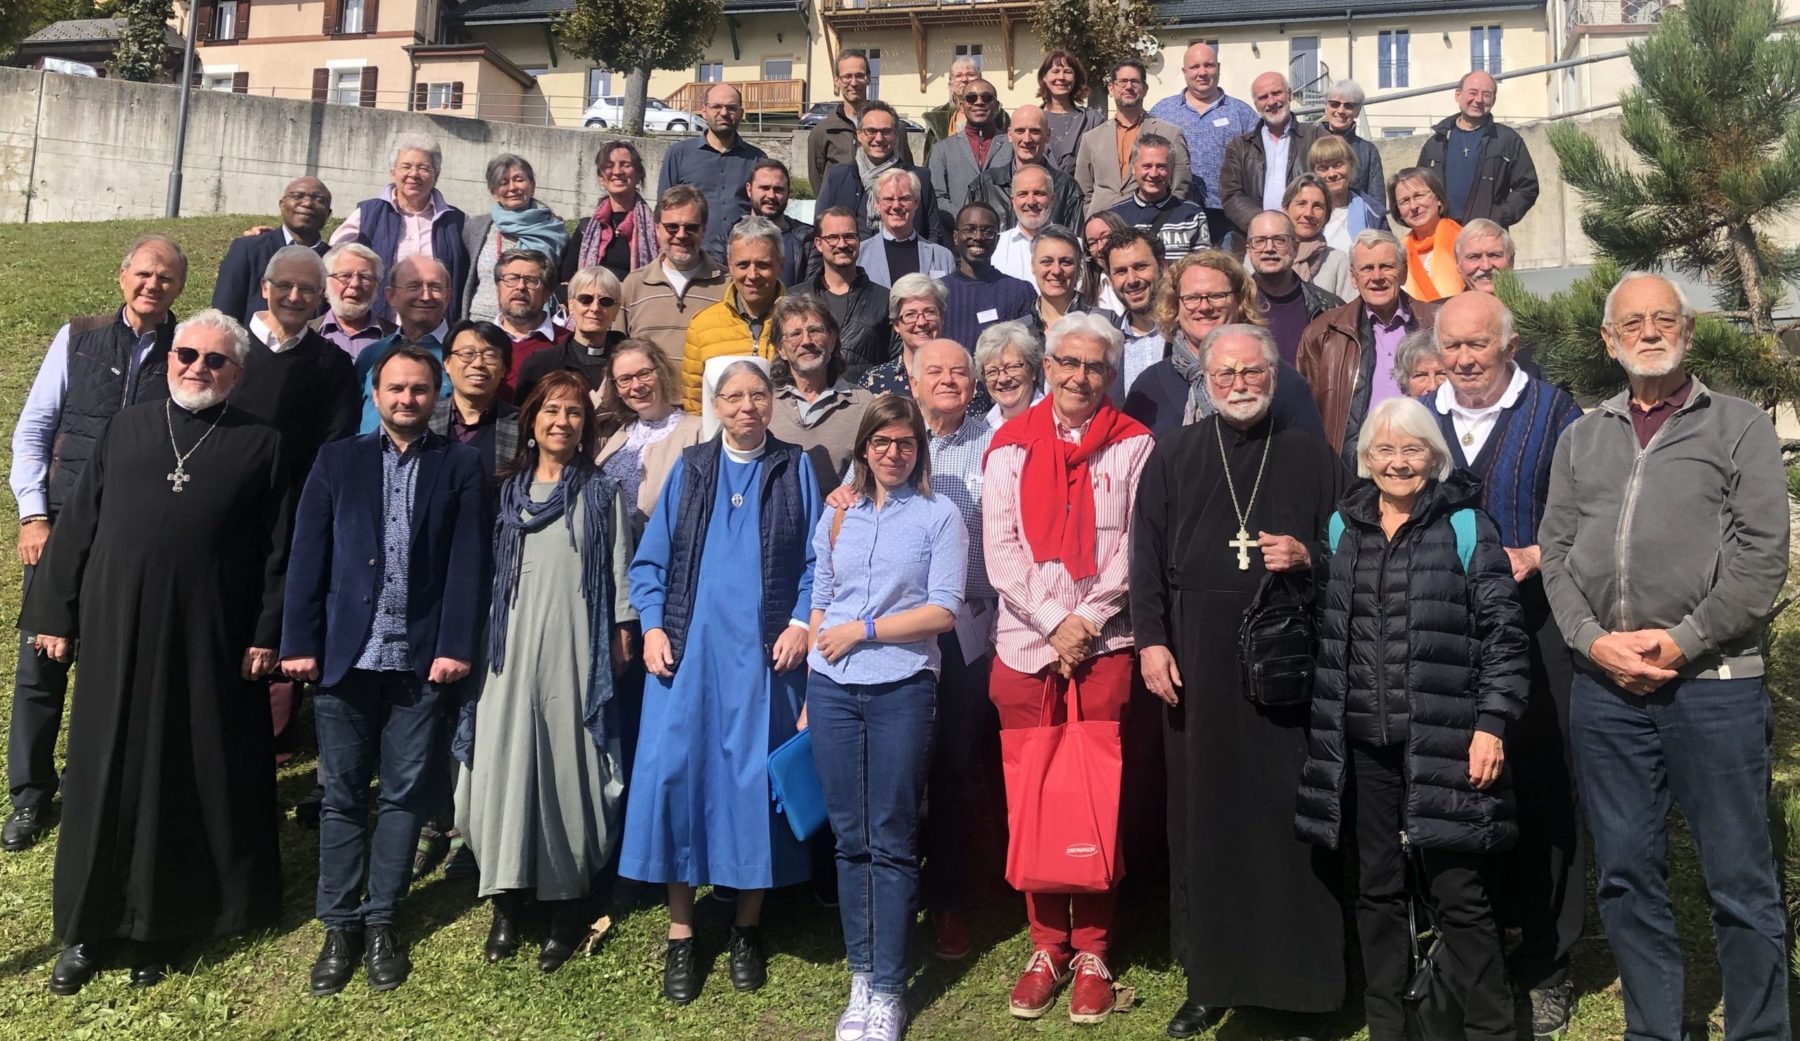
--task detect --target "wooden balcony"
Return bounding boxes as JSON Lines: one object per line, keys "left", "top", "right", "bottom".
{"left": 819, "top": 0, "right": 1035, "bottom": 88}
{"left": 665, "top": 78, "right": 806, "bottom": 118}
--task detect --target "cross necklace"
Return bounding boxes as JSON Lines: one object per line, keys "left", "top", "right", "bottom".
{"left": 1215, "top": 416, "right": 1272, "bottom": 571}
{"left": 165, "top": 399, "right": 228, "bottom": 492}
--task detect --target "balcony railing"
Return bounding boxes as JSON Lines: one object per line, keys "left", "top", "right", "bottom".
{"left": 1567, "top": 0, "right": 1670, "bottom": 35}
{"left": 665, "top": 78, "right": 806, "bottom": 118}
{"left": 823, "top": 0, "right": 1029, "bottom": 11}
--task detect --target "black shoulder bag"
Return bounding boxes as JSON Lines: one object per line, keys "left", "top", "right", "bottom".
{"left": 1403, "top": 839, "right": 1466, "bottom": 1041}
{"left": 1236, "top": 570, "right": 1316, "bottom": 708}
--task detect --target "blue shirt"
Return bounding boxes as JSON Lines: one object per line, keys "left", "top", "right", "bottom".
{"left": 354, "top": 431, "right": 425, "bottom": 671}
{"left": 807, "top": 485, "right": 968, "bottom": 685}
{"left": 355, "top": 326, "right": 450, "bottom": 433}
{"left": 1149, "top": 91, "right": 1260, "bottom": 208}
{"left": 926, "top": 417, "right": 995, "bottom": 600}
{"left": 656, "top": 133, "right": 769, "bottom": 262}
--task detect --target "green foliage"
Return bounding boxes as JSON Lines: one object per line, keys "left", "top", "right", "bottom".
{"left": 0, "top": 0, "right": 99, "bottom": 58}
{"left": 555, "top": 0, "right": 724, "bottom": 133}
{"left": 1029, "top": 0, "right": 1162, "bottom": 113}
{"left": 111, "top": 0, "right": 172, "bottom": 82}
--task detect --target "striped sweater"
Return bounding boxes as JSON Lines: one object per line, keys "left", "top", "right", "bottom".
{"left": 1429, "top": 372, "right": 1582, "bottom": 549}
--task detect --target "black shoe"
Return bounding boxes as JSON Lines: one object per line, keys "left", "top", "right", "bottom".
{"left": 441, "top": 840, "right": 478, "bottom": 880}
{"left": 129, "top": 964, "right": 166, "bottom": 988}
{"left": 1531, "top": 981, "right": 1574, "bottom": 1039}
{"left": 412, "top": 826, "right": 451, "bottom": 881}
{"left": 309, "top": 928, "right": 364, "bottom": 996}
{"left": 1167, "top": 999, "right": 1220, "bottom": 1039}
{"left": 727, "top": 925, "right": 766, "bottom": 992}
{"left": 363, "top": 925, "right": 411, "bottom": 992}
{"left": 48, "top": 943, "right": 99, "bottom": 996}
{"left": 538, "top": 904, "right": 588, "bottom": 974}
{"left": 485, "top": 894, "right": 522, "bottom": 964}
{"left": 662, "top": 936, "right": 701, "bottom": 1005}
{"left": 4, "top": 806, "right": 45, "bottom": 852}
{"left": 295, "top": 785, "right": 324, "bottom": 829}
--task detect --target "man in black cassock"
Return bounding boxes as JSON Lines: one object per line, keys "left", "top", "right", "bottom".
{"left": 1129, "top": 323, "right": 1348, "bottom": 1038}
{"left": 22, "top": 309, "right": 292, "bottom": 996}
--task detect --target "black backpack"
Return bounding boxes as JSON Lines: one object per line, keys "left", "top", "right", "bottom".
{"left": 1236, "top": 570, "right": 1316, "bottom": 709}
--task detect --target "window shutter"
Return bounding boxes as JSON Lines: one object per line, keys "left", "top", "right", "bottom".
{"left": 195, "top": 0, "right": 215, "bottom": 41}
{"left": 359, "top": 66, "right": 378, "bottom": 107}
{"left": 235, "top": 0, "right": 250, "bottom": 38}
{"left": 232, "top": 71, "right": 249, "bottom": 93}
{"left": 451, "top": 81, "right": 463, "bottom": 109}
{"left": 413, "top": 83, "right": 427, "bottom": 110}
{"left": 312, "top": 67, "right": 329, "bottom": 102}
{"left": 322, "top": 0, "right": 340, "bottom": 34}
{"left": 364, "top": 0, "right": 380, "bottom": 33}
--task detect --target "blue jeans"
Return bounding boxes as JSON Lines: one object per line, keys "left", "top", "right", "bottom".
{"left": 808, "top": 670, "right": 936, "bottom": 997}
{"left": 1571, "top": 669, "right": 1789, "bottom": 1041}
{"left": 315, "top": 669, "right": 446, "bottom": 929}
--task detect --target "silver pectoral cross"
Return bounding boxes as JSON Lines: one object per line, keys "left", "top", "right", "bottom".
{"left": 1228, "top": 527, "right": 1259, "bottom": 571}
{"left": 167, "top": 466, "right": 191, "bottom": 492}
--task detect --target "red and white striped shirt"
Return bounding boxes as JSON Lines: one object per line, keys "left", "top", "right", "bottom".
{"left": 981, "top": 418, "right": 1154, "bottom": 675}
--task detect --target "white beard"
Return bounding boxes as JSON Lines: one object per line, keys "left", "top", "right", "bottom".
{"left": 1215, "top": 392, "right": 1273, "bottom": 427}
{"left": 170, "top": 382, "right": 228, "bottom": 412}
{"left": 327, "top": 291, "right": 372, "bottom": 324}
{"left": 1619, "top": 346, "right": 1685, "bottom": 379}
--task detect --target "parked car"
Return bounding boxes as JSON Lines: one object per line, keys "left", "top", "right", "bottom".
{"left": 581, "top": 96, "right": 700, "bottom": 133}
{"left": 798, "top": 102, "right": 925, "bottom": 133}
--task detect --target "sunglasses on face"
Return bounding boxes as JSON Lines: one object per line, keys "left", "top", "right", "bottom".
{"left": 174, "top": 347, "right": 239, "bottom": 370}
{"left": 962, "top": 92, "right": 997, "bottom": 104}
{"left": 574, "top": 294, "right": 618, "bottom": 308}
{"left": 661, "top": 221, "right": 703, "bottom": 237}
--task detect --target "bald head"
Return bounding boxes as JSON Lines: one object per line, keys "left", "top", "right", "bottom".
{"left": 1010, "top": 104, "right": 1048, "bottom": 163}
{"left": 279, "top": 176, "right": 332, "bottom": 239}
{"left": 1436, "top": 291, "right": 1517, "bottom": 407}
{"left": 1182, "top": 42, "right": 1222, "bottom": 102}
{"left": 386, "top": 255, "right": 451, "bottom": 337}
{"left": 1456, "top": 70, "right": 1498, "bottom": 124}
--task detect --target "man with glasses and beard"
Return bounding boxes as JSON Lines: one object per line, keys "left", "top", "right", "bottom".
{"left": 488, "top": 248, "right": 567, "bottom": 398}
{"left": 1129, "top": 323, "right": 1347, "bottom": 1039}
{"left": 767, "top": 294, "right": 873, "bottom": 487}
{"left": 806, "top": 208, "right": 892, "bottom": 382}
{"left": 621, "top": 185, "right": 730, "bottom": 364}
{"left": 27, "top": 310, "right": 294, "bottom": 995}
{"left": 314, "top": 244, "right": 392, "bottom": 360}
{"left": 658, "top": 82, "right": 767, "bottom": 262}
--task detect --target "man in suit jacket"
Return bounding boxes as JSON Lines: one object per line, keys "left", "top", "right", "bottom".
{"left": 856, "top": 167, "right": 955, "bottom": 288}
{"left": 815, "top": 101, "right": 937, "bottom": 242}
{"left": 280, "top": 344, "right": 487, "bottom": 998}
{"left": 211, "top": 177, "right": 333, "bottom": 323}
{"left": 1074, "top": 59, "right": 1192, "bottom": 219}
{"left": 1219, "top": 73, "right": 1323, "bottom": 246}
{"left": 928, "top": 78, "right": 1014, "bottom": 241}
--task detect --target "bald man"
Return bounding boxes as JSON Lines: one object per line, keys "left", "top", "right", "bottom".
{"left": 998, "top": 105, "right": 1087, "bottom": 229}
{"left": 1151, "top": 42, "right": 1258, "bottom": 247}
{"left": 212, "top": 176, "right": 334, "bottom": 323}
{"left": 1418, "top": 71, "right": 1539, "bottom": 227}
{"left": 1218, "top": 73, "right": 1321, "bottom": 245}
{"left": 657, "top": 82, "right": 769, "bottom": 262}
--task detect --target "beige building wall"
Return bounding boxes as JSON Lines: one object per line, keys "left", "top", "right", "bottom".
{"left": 186, "top": 0, "right": 420, "bottom": 106}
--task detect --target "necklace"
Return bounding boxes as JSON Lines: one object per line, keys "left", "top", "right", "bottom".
{"left": 165, "top": 399, "right": 228, "bottom": 492}
{"left": 1215, "top": 417, "right": 1273, "bottom": 571}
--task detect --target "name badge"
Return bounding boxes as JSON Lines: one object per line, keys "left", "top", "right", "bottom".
{"left": 1212, "top": 116, "right": 1231, "bottom": 127}
{"left": 977, "top": 308, "right": 999, "bottom": 323}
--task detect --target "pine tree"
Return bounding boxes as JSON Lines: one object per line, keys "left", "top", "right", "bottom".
{"left": 1029, "top": 0, "right": 1162, "bottom": 116}
{"left": 1536, "top": 0, "right": 1800, "bottom": 405}
{"left": 555, "top": 0, "right": 725, "bottom": 135}
{"left": 112, "top": 0, "right": 173, "bottom": 82}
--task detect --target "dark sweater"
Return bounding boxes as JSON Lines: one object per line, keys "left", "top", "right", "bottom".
{"left": 1123, "top": 357, "right": 1325, "bottom": 442}
{"left": 941, "top": 267, "right": 1036, "bottom": 351}
{"left": 231, "top": 328, "right": 360, "bottom": 488}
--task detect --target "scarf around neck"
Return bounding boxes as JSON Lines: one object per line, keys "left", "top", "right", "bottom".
{"left": 1404, "top": 218, "right": 1463, "bottom": 303}
{"left": 491, "top": 200, "right": 570, "bottom": 264}
{"left": 579, "top": 193, "right": 659, "bottom": 272}
{"left": 1168, "top": 330, "right": 1220, "bottom": 427}
{"left": 855, "top": 151, "right": 899, "bottom": 226}
{"left": 984, "top": 396, "right": 1148, "bottom": 580}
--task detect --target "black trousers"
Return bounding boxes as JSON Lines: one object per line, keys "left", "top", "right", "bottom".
{"left": 9, "top": 563, "right": 72, "bottom": 811}
{"left": 1349, "top": 742, "right": 1513, "bottom": 1041}
{"left": 921, "top": 628, "right": 1001, "bottom": 913}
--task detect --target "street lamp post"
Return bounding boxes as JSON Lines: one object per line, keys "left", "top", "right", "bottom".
{"left": 165, "top": 0, "right": 200, "bottom": 217}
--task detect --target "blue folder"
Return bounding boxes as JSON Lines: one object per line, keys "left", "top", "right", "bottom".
{"left": 767, "top": 728, "right": 828, "bottom": 842}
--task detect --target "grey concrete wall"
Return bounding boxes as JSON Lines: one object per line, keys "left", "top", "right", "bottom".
{"left": 0, "top": 67, "right": 795, "bottom": 226}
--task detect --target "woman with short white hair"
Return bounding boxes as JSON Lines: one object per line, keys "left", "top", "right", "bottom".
{"left": 975, "top": 321, "right": 1045, "bottom": 429}
{"left": 1297, "top": 394, "right": 1526, "bottom": 1041}
{"left": 332, "top": 132, "right": 472, "bottom": 320}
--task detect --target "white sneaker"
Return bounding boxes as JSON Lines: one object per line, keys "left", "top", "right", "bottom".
{"left": 836, "top": 973, "right": 874, "bottom": 1041}
{"left": 862, "top": 995, "right": 908, "bottom": 1041}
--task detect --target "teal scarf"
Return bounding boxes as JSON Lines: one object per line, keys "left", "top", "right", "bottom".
{"left": 491, "top": 200, "right": 569, "bottom": 264}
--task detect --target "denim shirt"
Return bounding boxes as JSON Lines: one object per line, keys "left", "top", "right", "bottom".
{"left": 807, "top": 485, "right": 968, "bottom": 685}
{"left": 354, "top": 431, "right": 424, "bottom": 671}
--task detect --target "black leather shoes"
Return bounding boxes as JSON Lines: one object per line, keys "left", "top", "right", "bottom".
{"left": 1167, "top": 999, "right": 1220, "bottom": 1038}
{"left": 4, "top": 806, "right": 45, "bottom": 852}
{"left": 48, "top": 943, "right": 99, "bottom": 996}
{"left": 363, "top": 925, "right": 410, "bottom": 992}
{"left": 537, "top": 904, "right": 587, "bottom": 974}
{"left": 662, "top": 937, "right": 700, "bottom": 1004}
{"left": 129, "top": 964, "right": 166, "bottom": 988}
{"left": 485, "top": 894, "right": 522, "bottom": 964}
{"left": 727, "top": 925, "right": 766, "bottom": 992}
{"left": 310, "top": 928, "right": 363, "bottom": 996}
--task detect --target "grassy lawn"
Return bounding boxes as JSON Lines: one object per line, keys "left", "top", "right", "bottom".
{"left": 0, "top": 216, "right": 1794, "bottom": 1041}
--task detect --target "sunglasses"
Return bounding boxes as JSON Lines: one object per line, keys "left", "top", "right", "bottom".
{"left": 962, "top": 92, "right": 998, "bottom": 104}
{"left": 574, "top": 293, "right": 618, "bottom": 308}
{"left": 174, "top": 347, "right": 239, "bottom": 371}
{"left": 661, "top": 221, "right": 703, "bottom": 236}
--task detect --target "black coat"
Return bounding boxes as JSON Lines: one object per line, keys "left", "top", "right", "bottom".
{"left": 1295, "top": 471, "right": 1529, "bottom": 854}
{"left": 1416, "top": 116, "right": 1540, "bottom": 227}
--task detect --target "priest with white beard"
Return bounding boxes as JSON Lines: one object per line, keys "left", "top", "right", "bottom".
{"left": 23, "top": 310, "right": 293, "bottom": 995}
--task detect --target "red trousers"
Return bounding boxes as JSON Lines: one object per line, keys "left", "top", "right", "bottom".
{"left": 989, "top": 648, "right": 1135, "bottom": 957}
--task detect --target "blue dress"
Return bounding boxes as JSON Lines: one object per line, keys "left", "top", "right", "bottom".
{"left": 620, "top": 450, "right": 820, "bottom": 889}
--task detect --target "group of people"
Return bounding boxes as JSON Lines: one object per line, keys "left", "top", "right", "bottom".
{"left": 3, "top": 41, "right": 1788, "bottom": 1041}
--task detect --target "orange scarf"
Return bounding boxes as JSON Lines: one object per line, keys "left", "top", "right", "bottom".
{"left": 1403, "top": 217, "right": 1463, "bottom": 302}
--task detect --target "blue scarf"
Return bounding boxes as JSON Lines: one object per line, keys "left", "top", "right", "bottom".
{"left": 491, "top": 200, "right": 569, "bottom": 264}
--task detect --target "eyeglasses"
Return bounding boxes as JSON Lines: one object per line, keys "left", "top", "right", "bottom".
{"left": 497, "top": 273, "right": 545, "bottom": 288}
{"left": 961, "top": 92, "right": 997, "bottom": 105}
{"left": 780, "top": 324, "right": 831, "bottom": 343}
{"left": 267, "top": 279, "right": 323, "bottom": 298}
{"left": 613, "top": 367, "right": 659, "bottom": 388}
{"left": 1207, "top": 365, "right": 1271, "bottom": 388}
{"left": 1246, "top": 235, "right": 1293, "bottom": 250}
{"left": 283, "top": 191, "right": 330, "bottom": 204}
{"left": 174, "top": 347, "right": 240, "bottom": 370}
{"left": 868, "top": 435, "right": 919, "bottom": 455}
{"left": 1325, "top": 99, "right": 1359, "bottom": 110}
{"left": 983, "top": 361, "right": 1028, "bottom": 382}
{"left": 705, "top": 102, "right": 744, "bottom": 113}
{"left": 1611, "top": 311, "right": 1686, "bottom": 337}
{"left": 818, "top": 232, "right": 859, "bottom": 245}
{"left": 1046, "top": 355, "right": 1110, "bottom": 379}
{"left": 661, "top": 221, "right": 703, "bottom": 237}
{"left": 955, "top": 224, "right": 999, "bottom": 239}
{"left": 450, "top": 348, "right": 505, "bottom": 364}
{"left": 897, "top": 307, "right": 940, "bottom": 325}
{"left": 717, "top": 390, "right": 772, "bottom": 407}
{"left": 837, "top": 71, "right": 870, "bottom": 82}
{"left": 1179, "top": 290, "right": 1236, "bottom": 308}
{"left": 1369, "top": 444, "right": 1431, "bottom": 462}
{"left": 573, "top": 293, "right": 617, "bottom": 308}
{"left": 858, "top": 126, "right": 897, "bottom": 137}
{"left": 1111, "top": 78, "right": 1145, "bottom": 89}
{"left": 329, "top": 271, "right": 376, "bottom": 287}
{"left": 393, "top": 162, "right": 436, "bottom": 176}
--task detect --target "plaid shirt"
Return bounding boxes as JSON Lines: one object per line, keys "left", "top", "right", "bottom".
{"left": 1149, "top": 91, "right": 1260, "bottom": 208}
{"left": 353, "top": 431, "right": 425, "bottom": 671}
{"left": 927, "top": 416, "right": 996, "bottom": 600}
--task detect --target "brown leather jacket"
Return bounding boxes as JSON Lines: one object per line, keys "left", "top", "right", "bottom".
{"left": 1218, "top": 119, "right": 1323, "bottom": 236}
{"left": 1295, "top": 293, "right": 1439, "bottom": 454}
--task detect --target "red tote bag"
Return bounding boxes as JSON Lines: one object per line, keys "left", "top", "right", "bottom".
{"left": 1000, "top": 672, "right": 1125, "bottom": 894}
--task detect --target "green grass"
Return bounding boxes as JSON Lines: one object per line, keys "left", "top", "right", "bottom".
{"left": 0, "top": 216, "right": 1795, "bottom": 1040}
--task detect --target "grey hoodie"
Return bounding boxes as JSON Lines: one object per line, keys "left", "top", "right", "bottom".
{"left": 1539, "top": 377, "right": 1789, "bottom": 679}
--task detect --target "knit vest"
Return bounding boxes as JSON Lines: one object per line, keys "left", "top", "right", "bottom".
{"left": 48, "top": 311, "right": 174, "bottom": 514}
{"left": 660, "top": 436, "right": 809, "bottom": 664}
{"left": 354, "top": 198, "right": 468, "bottom": 321}
{"left": 1432, "top": 375, "right": 1582, "bottom": 549}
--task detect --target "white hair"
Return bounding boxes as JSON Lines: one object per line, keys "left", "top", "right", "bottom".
{"left": 1603, "top": 271, "right": 1694, "bottom": 325}
{"left": 389, "top": 133, "right": 443, "bottom": 171}
{"left": 1356, "top": 397, "right": 1454, "bottom": 480}
{"left": 263, "top": 243, "right": 328, "bottom": 284}
{"left": 1327, "top": 79, "right": 1366, "bottom": 106}
{"left": 1197, "top": 323, "right": 1280, "bottom": 371}
{"left": 1433, "top": 295, "right": 1517, "bottom": 352}
{"left": 888, "top": 273, "right": 946, "bottom": 319}
{"left": 973, "top": 320, "right": 1043, "bottom": 374}
{"left": 323, "top": 241, "right": 384, "bottom": 283}
{"left": 174, "top": 307, "right": 253, "bottom": 364}
{"left": 1351, "top": 228, "right": 1403, "bottom": 260}
{"left": 567, "top": 264, "right": 624, "bottom": 300}
{"left": 1455, "top": 218, "right": 1515, "bottom": 262}
{"left": 727, "top": 215, "right": 785, "bottom": 261}
{"left": 1045, "top": 311, "right": 1123, "bottom": 372}
{"left": 873, "top": 166, "right": 922, "bottom": 201}
{"left": 1391, "top": 327, "right": 1443, "bottom": 389}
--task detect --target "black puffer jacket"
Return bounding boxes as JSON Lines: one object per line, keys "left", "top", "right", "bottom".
{"left": 1295, "top": 471, "right": 1529, "bottom": 853}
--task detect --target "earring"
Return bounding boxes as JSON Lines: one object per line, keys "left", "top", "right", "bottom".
{"left": 528, "top": 437, "right": 537, "bottom": 447}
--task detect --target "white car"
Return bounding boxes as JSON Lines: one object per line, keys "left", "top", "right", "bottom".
{"left": 581, "top": 96, "right": 699, "bottom": 133}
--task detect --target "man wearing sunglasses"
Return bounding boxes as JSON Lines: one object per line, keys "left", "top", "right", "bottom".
{"left": 619, "top": 184, "right": 730, "bottom": 366}
{"left": 6, "top": 232, "right": 187, "bottom": 855}
{"left": 927, "top": 77, "right": 1014, "bottom": 243}
{"left": 657, "top": 82, "right": 767, "bottom": 263}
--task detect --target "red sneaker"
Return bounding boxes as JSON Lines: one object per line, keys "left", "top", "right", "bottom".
{"left": 1008, "top": 946, "right": 1072, "bottom": 1019}
{"left": 930, "top": 911, "right": 971, "bottom": 961}
{"left": 1067, "top": 952, "right": 1116, "bottom": 1025}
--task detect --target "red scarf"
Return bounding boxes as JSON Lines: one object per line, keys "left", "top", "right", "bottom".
{"left": 986, "top": 397, "right": 1148, "bottom": 580}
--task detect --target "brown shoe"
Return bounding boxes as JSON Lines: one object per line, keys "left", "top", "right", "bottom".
{"left": 930, "top": 910, "right": 971, "bottom": 961}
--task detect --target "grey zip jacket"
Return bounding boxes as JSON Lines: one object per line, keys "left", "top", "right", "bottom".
{"left": 1539, "top": 377, "right": 1789, "bottom": 679}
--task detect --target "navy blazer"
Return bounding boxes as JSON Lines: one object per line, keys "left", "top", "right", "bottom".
{"left": 816, "top": 162, "right": 938, "bottom": 243}
{"left": 281, "top": 430, "right": 490, "bottom": 688}
{"left": 211, "top": 228, "right": 328, "bottom": 325}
